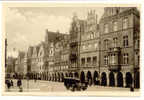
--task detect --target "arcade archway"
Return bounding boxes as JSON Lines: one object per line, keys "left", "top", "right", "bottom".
{"left": 125, "top": 72, "right": 133, "bottom": 88}
{"left": 69, "top": 72, "right": 73, "bottom": 77}
{"left": 101, "top": 72, "right": 107, "bottom": 86}
{"left": 87, "top": 71, "right": 92, "bottom": 85}
{"left": 65, "top": 73, "right": 68, "bottom": 77}
{"left": 93, "top": 71, "right": 99, "bottom": 85}
{"left": 117, "top": 72, "right": 123, "bottom": 87}
{"left": 109, "top": 72, "right": 115, "bottom": 87}
{"left": 134, "top": 71, "right": 140, "bottom": 88}
{"left": 80, "top": 71, "right": 85, "bottom": 83}
{"left": 61, "top": 73, "right": 64, "bottom": 82}
{"left": 74, "top": 72, "right": 79, "bottom": 78}
{"left": 58, "top": 73, "right": 60, "bottom": 82}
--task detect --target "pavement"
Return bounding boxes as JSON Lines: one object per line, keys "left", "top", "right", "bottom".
{"left": 5, "top": 79, "right": 140, "bottom": 93}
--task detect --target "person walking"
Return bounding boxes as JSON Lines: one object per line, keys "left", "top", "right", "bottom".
{"left": 17, "top": 79, "right": 23, "bottom": 92}
{"left": 6, "top": 80, "right": 11, "bottom": 91}
{"left": 10, "top": 80, "right": 13, "bottom": 87}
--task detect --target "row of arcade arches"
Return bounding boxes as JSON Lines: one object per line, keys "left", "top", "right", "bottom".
{"left": 78, "top": 71, "right": 139, "bottom": 88}
{"left": 26, "top": 70, "right": 140, "bottom": 88}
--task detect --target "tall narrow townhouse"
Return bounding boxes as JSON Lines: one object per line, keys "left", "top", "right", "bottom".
{"left": 79, "top": 10, "right": 100, "bottom": 85}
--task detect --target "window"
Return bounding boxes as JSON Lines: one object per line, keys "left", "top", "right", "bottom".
{"left": 104, "top": 39, "right": 109, "bottom": 50}
{"left": 87, "top": 57, "right": 91, "bottom": 64}
{"left": 94, "top": 43, "right": 98, "bottom": 49}
{"left": 135, "top": 52, "right": 139, "bottom": 65}
{"left": 93, "top": 56, "right": 97, "bottom": 65}
{"left": 104, "top": 56, "right": 108, "bottom": 65}
{"left": 138, "top": 55, "right": 140, "bottom": 65}
{"left": 111, "top": 54, "right": 116, "bottom": 64}
{"left": 81, "top": 58, "right": 85, "bottom": 65}
{"left": 113, "top": 21, "right": 118, "bottom": 31}
{"left": 123, "top": 36, "right": 128, "bottom": 47}
{"left": 138, "top": 40, "right": 140, "bottom": 48}
{"left": 90, "top": 33, "right": 94, "bottom": 39}
{"left": 104, "top": 24, "right": 109, "bottom": 33}
{"left": 83, "top": 45, "right": 86, "bottom": 50}
{"left": 123, "top": 53, "right": 129, "bottom": 64}
{"left": 113, "top": 37, "right": 118, "bottom": 47}
{"left": 123, "top": 18, "right": 128, "bottom": 29}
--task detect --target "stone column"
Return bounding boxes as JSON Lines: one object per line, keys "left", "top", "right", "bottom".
{"left": 123, "top": 72, "right": 126, "bottom": 87}
{"left": 107, "top": 72, "right": 109, "bottom": 86}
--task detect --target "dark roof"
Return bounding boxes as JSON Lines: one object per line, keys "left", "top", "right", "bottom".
{"left": 45, "top": 29, "right": 66, "bottom": 42}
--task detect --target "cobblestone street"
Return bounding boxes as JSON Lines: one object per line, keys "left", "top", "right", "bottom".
{"left": 5, "top": 79, "right": 140, "bottom": 93}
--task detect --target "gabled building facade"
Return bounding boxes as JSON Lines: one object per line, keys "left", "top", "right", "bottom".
{"left": 79, "top": 10, "right": 100, "bottom": 85}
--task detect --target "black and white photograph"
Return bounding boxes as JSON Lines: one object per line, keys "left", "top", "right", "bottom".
{"left": 2, "top": 3, "right": 140, "bottom": 96}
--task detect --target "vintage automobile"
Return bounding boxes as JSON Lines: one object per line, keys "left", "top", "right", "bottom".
{"left": 64, "top": 77, "right": 88, "bottom": 91}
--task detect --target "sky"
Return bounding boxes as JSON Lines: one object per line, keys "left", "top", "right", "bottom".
{"left": 5, "top": 7, "right": 104, "bottom": 58}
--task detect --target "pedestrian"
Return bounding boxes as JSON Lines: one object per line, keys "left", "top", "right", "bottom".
{"left": 17, "top": 79, "right": 23, "bottom": 92}
{"left": 10, "top": 80, "right": 13, "bottom": 87}
{"left": 6, "top": 80, "right": 11, "bottom": 91}
{"left": 130, "top": 84, "right": 134, "bottom": 92}
{"left": 17, "top": 79, "right": 22, "bottom": 87}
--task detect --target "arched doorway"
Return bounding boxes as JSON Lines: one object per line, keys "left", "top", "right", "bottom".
{"left": 65, "top": 73, "right": 68, "bottom": 77}
{"left": 125, "top": 72, "right": 133, "bottom": 88}
{"left": 49, "top": 74, "right": 51, "bottom": 81}
{"left": 101, "top": 72, "right": 107, "bottom": 86}
{"left": 42, "top": 72, "right": 44, "bottom": 80}
{"left": 33, "top": 73, "right": 35, "bottom": 79}
{"left": 47, "top": 74, "right": 50, "bottom": 81}
{"left": 58, "top": 73, "right": 60, "bottom": 82}
{"left": 87, "top": 71, "right": 92, "bottom": 85}
{"left": 74, "top": 72, "right": 79, "bottom": 78}
{"left": 52, "top": 73, "right": 54, "bottom": 81}
{"left": 109, "top": 72, "right": 115, "bottom": 87}
{"left": 117, "top": 72, "right": 123, "bottom": 87}
{"left": 61, "top": 73, "right": 64, "bottom": 82}
{"left": 69, "top": 72, "right": 73, "bottom": 77}
{"left": 80, "top": 71, "right": 85, "bottom": 83}
{"left": 134, "top": 71, "right": 140, "bottom": 88}
{"left": 46, "top": 72, "right": 48, "bottom": 80}
{"left": 55, "top": 73, "right": 57, "bottom": 82}
{"left": 93, "top": 71, "right": 99, "bottom": 85}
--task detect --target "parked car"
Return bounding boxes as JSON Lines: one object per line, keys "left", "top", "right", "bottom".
{"left": 64, "top": 77, "right": 88, "bottom": 91}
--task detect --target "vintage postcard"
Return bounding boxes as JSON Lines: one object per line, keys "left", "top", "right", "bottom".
{"left": 1, "top": 3, "right": 140, "bottom": 96}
